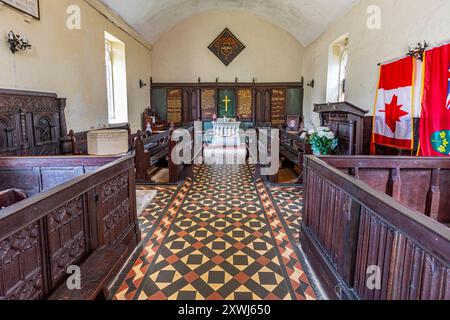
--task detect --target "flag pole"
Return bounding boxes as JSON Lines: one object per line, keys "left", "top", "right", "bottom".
{"left": 377, "top": 39, "right": 450, "bottom": 66}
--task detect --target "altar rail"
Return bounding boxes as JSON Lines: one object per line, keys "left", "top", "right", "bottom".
{"left": 0, "top": 155, "right": 140, "bottom": 300}
{"left": 212, "top": 121, "right": 241, "bottom": 137}
{"left": 301, "top": 156, "right": 450, "bottom": 300}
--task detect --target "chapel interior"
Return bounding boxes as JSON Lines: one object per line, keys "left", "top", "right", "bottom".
{"left": 0, "top": 0, "right": 449, "bottom": 301}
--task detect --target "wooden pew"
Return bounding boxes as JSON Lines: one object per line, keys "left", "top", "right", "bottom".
{"left": 0, "top": 155, "right": 140, "bottom": 300}
{"left": 134, "top": 129, "right": 171, "bottom": 183}
{"left": 49, "top": 243, "right": 128, "bottom": 300}
{"left": 0, "top": 189, "right": 27, "bottom": 209}
{"left": 134, "top": 124, "right": 196, "bottom": 184}
{"left": 168, "top": 126, "right": 195, "bottom": 183}
{"left": 301, "top": 156, "right": 450, "bottom": 300}
{"left": 253, "top": 127, "right": 279, "bottom": 183}
{"left": 279, "top": 129, "right": 312, "bottom": 183}
{"left": 320, "top": 156, "right": 450, "bottom": 223}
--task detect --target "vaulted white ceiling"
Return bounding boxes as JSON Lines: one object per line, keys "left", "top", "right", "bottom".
{"left": 99, "top": 0, "right": 359, "bottom": 46}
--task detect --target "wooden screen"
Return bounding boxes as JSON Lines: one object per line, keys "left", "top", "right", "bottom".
{"left": 286, "top": 88, "right": 302, "bottom": 116}
{"left": 167, "top": 89, "right": 182, "bottom": 125}
{"left": 150, "top": 82, "right": 303, "bottom": 127}
{"left": 152, "top": 89, "right": 167, "bottom": 122}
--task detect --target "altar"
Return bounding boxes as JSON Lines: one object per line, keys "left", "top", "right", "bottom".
{"left": 204, "top": 119, "right": 247, "bottom": 164}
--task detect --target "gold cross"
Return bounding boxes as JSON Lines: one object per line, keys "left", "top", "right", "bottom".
{"left": 222, "top": 96, "right": 231, "bottom": 113}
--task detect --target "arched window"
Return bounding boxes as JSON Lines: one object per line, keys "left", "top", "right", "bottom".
{"left": 104, "top": 32, "right": 128, "bottom": 125}
{"left": 326, "top": 35, "right": 348, "bottom": 103}
{"left": 338, "top": 49, "right": 348, "bottom": 102}
{"left": 105, "top": 39, "right": 115, "bottom": 120}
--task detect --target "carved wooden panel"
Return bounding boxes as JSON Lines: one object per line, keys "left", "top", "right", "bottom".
{"left": 48, "top": 197, "right": 87, "bottom": 288}
{"left": 0, "top": 89, "right": 67, "bottom": 156}
{"left": 0, "top": 114, "right": 19, "bottom": 155}
{"left": 33, "top": 113, "right": 59, "bottom": 145}
{"left": 0, "top": 223, "right": 44, "bottom": 300}
{"left": 0, "top": 156, "right": 139, "bottom": 300}
{"left": 96, "top": 173, "right": 131, "bottom": 245}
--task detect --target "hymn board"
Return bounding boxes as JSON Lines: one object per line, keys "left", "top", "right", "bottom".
{"left": 150, "top": 82, "right": 303, "bottom": 128}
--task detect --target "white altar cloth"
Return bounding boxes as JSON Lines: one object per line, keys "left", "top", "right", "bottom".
{"left": 204, "top": 120, "right": 247, "bottom": 164}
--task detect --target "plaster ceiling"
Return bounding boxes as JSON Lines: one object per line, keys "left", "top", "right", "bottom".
{"left": 99, "top": 0, "right": 360, "bottom": 46}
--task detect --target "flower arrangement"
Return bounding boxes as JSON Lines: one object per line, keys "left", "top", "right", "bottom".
{"left": 307, "top": 127, "right": 338, "bottom": 155}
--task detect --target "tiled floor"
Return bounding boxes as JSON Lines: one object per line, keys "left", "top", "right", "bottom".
{"left": 113, "top": 165, "right": 317, "bottom": 300}
{"left": 137, "top": 185, "right": 178, "bottom": 240}
{"left": 269, "top": 186, "right": 303, "bottom": 240}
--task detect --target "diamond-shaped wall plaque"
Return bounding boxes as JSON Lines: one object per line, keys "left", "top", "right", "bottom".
{"left": 208, "top": 28, "right": 246, "bottom": 66}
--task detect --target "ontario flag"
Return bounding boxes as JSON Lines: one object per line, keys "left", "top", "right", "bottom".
{"left": 371, "top": 57, "right": 415, "bottom": 154}
{"left": 419, "top": 43, "right": 450, "bottom": 156}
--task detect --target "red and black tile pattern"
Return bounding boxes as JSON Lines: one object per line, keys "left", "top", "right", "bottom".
{"left": 138, "top": 185, "right": 178, "bottom": 239}
{"left": 268, "top": 186, "right": 303, "bottom": 240}
{"left": 114, "top": 165, "right": 317, "bottom": 300}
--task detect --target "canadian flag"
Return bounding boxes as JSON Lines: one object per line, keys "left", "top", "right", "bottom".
{"left": 371, "top": 57, "right": 415, "bottom": 153}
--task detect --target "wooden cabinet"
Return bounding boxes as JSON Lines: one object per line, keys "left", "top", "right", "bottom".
{"left": 314, "top": 102, "right": 368, "bottom": 155}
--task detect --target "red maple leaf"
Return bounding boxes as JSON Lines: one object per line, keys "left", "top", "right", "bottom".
{"left": 380, "top": 95, "right": 409, "bottom": 133}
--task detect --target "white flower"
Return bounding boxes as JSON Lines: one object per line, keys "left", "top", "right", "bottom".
{"left": 318, "top": 131, "right": 326, "bottom": 138}
{"left": 308, "top": 129, "right": 315, "bottom": 135}
{"left": 326, "top": 132, "right": 335, "bottom": 140}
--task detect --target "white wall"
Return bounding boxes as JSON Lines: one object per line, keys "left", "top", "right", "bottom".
{"left": 302, "top": 0, "right": 450, "bottom": 125}
{"left": 150, "top": 10, "right": 304, "bottom": 83}
{"left": 0, "top": 0, "right": 152, "bottom": 131}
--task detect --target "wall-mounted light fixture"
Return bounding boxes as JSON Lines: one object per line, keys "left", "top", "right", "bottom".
{"left": 7, "top": 31, "right": 31, "bottom": 54}
{"left": 139, "top": 79, "right": 147, "bottom": 88}
{"left": 307, "top": 79, "right": 315, "bottom": 88}
{"left": 407, "top": 41, "right": 428, "bottom": 61}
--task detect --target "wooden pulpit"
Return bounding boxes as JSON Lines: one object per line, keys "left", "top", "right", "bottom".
{"left": 314, "top": 102, "right": 368, "bottom": 155}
